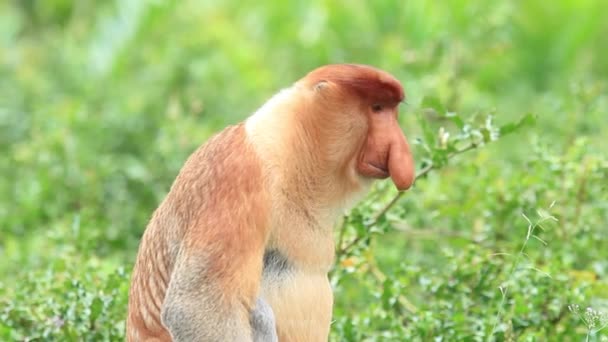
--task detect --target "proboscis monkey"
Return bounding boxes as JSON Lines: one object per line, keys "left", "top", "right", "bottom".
{"left": 127, "top": 64, "right": 415, "bottom": 341}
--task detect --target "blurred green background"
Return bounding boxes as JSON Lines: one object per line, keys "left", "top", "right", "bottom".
{"left": 1, "top": 0, "right": 607, "bottom": 341}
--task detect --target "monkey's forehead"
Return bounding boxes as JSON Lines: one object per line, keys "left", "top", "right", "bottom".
{"left": 299, "top": 64, "right": 405, "bottom": 104}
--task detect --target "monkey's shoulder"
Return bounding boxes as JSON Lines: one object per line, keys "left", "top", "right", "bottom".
{"left": 173, "top": 124, "right": 264, "bottom": 193}
{"left": 164, "top": 123, "right": 270, "bottom": 235}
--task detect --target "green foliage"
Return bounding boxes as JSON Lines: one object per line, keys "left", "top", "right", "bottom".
{"left": 1, "top": 0, "right": 607, "bottom": 340}
{"left": 1, "top": 264, "right": 128, "bottom": 341}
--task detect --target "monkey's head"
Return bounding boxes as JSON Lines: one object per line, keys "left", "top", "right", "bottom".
{"left": 297, "top": 64, "right": 415, "bottom": 192}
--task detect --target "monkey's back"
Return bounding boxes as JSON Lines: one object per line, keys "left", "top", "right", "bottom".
{"left": 127, "top": 124, "right": 271, "bottom": 341}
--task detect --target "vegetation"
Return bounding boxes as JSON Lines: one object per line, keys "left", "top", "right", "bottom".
{"left": 1, "top": 0, "right": 607, "bottom": 340}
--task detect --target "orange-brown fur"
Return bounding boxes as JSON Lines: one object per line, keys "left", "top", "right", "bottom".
{"left": 127, "top": 64, "right": 414, "bottom": 341}
{"left": 128, "top": 125, "right": 270, "bottom": 341}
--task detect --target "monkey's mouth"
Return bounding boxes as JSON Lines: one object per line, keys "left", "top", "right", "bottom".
{"left": 358, "top": 161, "right": 390, "bottom": 179}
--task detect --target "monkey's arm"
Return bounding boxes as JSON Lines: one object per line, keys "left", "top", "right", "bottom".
{"left": 162, "top": 269, "right": 277, "bottom": 342}
{"left": 251, "top": 297, "right": 278, "bottom": 342}
{"left": 159, "top": 125, "right": 273, "bottom": 342}
{"left": 161, "top": 246, "right": 270, "bottom": 342}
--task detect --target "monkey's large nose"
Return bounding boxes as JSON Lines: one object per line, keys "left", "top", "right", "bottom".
{"left": 387, "top": 132, "right": 415, "bottom": 191}
{"left": 358, "top": 160, "right": 390, "bottom": 179}
{"left": 361, "top": 110, "right": 415, "bottom": 191}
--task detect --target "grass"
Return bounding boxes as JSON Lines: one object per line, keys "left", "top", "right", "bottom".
{"left": 1, "top": 0, "right": 607, "bottom": 341}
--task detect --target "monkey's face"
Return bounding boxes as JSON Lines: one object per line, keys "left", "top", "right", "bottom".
{"left": 355, "top": 101, "right": 415, "bottom": 191}
{"left": 302, "top": 64, "right": 416, "bottom": 192}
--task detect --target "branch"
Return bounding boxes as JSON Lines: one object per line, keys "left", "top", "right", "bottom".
{"left": 337, "top": 142, "right": 479, "bottom": 256}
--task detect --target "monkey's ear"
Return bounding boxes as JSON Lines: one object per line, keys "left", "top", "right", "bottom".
{"left": 313, "top": 80, "right": 329, "bottom": 92}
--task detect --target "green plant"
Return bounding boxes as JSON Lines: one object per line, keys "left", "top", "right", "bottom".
{"left": 1, "top": 0, "right": 607, "bottom": 340}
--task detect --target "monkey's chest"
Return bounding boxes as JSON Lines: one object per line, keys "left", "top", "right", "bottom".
{"left": 260, "top": 249, "right": 333, "bottom": 341}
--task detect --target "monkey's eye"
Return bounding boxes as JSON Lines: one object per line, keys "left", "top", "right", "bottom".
{"left": 371, "top": 104, "right": 383, "bottom": 112}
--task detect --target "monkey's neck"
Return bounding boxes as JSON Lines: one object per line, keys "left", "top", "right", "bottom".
{"left": 245, "top": 89, "right": 367, "bottom": 230}
{"left": 247, "top": 91, "right": 358, "bottom": 206}
{"left": 245, "top": 89, "right": 370, "bottom": 271}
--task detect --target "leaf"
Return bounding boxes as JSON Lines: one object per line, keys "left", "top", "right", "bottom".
{"left": 90, "top": 297, "right": 104, "bottom": 323}
{"left": 481, "top": 128, "right": 492, "bottom": 143}
{"left": 417, "top": 112, "right": 437, "bottom": 149}
{"left": 446, "top": 111, "right": 465, "bottom": 129}
{"left": 421, "top": 95, "right": 446, "bottom": 114}
{"left": 431, "top": 148, "right": 449, "bottom": 168}
{"left": 499, "top": 113, "right": 537, "bottom": 136}
{"left": 381, "top": 279, "right": 394, "bottom": 310}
